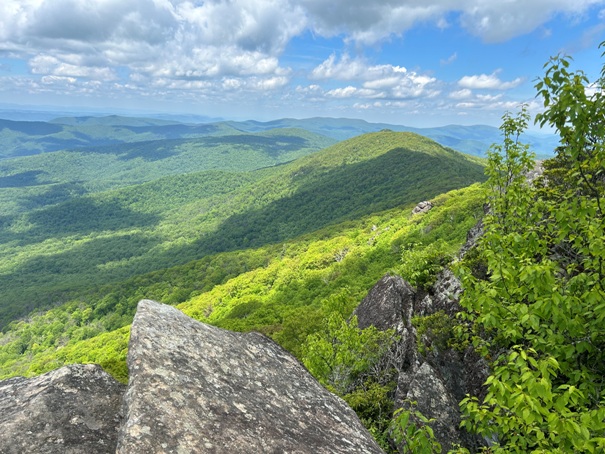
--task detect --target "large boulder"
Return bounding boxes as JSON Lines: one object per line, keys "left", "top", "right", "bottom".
{"left": 117, "top": 299, "right": 384, "bottom": 454}
{"left": 354, "top": 274, "right": 416, "bottom": 332}
{"left": 356, "top": 269, "right": 488, "bottom": 452}
{"left": 0, "top": 364, "right": 125, "bottom": 454}
{"left": 404, "top": 362, "right": 462, "bottom": 452}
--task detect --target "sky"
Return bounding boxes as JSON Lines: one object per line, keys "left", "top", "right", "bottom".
{"left": 0, "top": 0, "right": 604, "bottom": 128}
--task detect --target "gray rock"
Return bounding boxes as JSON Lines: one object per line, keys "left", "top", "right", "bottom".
{"left": 0, "top": 364, "right": 125, "bottom": 454}
{"left": 355, "top": 265, "right": 489, "bottom": 451}
{"left": 354, "top": 274, "right": 417, "bottom": 332}
{"left": 458, "top": 219, "right": 484, "bottom": 259}
{"left": 412, "top": 201, "right": 433, "bottom": 215}
{"left": 416, "top": 268, "right": 463, "bottom": 317}
{"left": 405, "top": 362, "right": 461, "bottom": 452}
{"left": 117, "top": 299, "right": 384, "bottom": 454}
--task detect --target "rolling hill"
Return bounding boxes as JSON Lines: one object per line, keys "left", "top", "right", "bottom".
{"left": 226, "top": 117, "right": 560, "bottom": 157}
{"left": 0, "top": 114, "right": 559, "bottom": 160}
{"left": 0, "top": 131, "right": 486, "bottom": 329}
{"left": 0, "top": 115, "right": 261, "bottom": 159}
{"left": 0, "top": 181, "right": 486, "bottom": 382}
{"left": 0, "top": 128, "right": 335, "bottom": 216}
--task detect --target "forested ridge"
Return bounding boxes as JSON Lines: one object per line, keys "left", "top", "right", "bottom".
{"left": 0, "top": 130, "right": 485, "bottom": 328}
{"left": 0, "top": 45, "right": 603, "bottom": 453}
{"left": 0, "top": 113, "right": 558, "bottom": 159}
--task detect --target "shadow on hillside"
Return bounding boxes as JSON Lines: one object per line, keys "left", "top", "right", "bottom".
{"left": 124, "top": 123, "right": 219, "bottom": 138}
{"left": 0, "top": 120, "right": 63, "bottom": 135}
{"left": 0, "top": 197, "right": 161, "bottom": 246}
{"left": 0, "top": 146, "right": 486, "bottom": 327}
{"left": 0, "top": 170, "right": 46, "bottom": 188}
{"left": 155, "top": 146, "right": 487, "bottom": 264}
{"left": 201, "top": 135, "right": 310, "bottom": 157}
{"left": 0, "top": 231, "right": 162, "bottom": 328}
{"left": 23, "top": 183, "right": 88, "bottom": 211}
{"left": 79, "top": 140, "right": 180, "bottom": 162}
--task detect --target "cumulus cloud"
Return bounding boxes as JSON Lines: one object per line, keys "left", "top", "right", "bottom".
{"left": 0, "top": 0, "right": 303, "bottom": 87}
{"left": 458, "top": 71, "right": 524, "bottom": 90}
{"left": 310, "top": 54, "right": 439, "bottom": 100}
{"left": 0, "top": 0, "right": 601, "bottom": 117}
{"left": 1, "top": 1, "right": 601, "bottom": 86}
{"left": 301, "top": 0, "right": 442, "bottom": 44}
{"left": 310, "top": 54, "right": 371, "bottom": 80}
{"left": 449, "top": 88, "right": 472, "bottom": 99}
{"left": 30, "top": 55, "right": 117, "bottom": 80}
{"left": 301, "top": 0, "right": 604, "bottom": 44}
{"left": 457, "top": 0, "right": 605, "bottom": 43}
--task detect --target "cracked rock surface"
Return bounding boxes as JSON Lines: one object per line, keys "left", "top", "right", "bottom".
{"left": 117, "top": 299, "right": 384, "bottom": 454}
{"left": 0, "top": 364, "right": 125, "bottom": 454}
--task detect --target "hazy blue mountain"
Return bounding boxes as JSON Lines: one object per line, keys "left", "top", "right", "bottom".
{"left": 0, "top": 113, "right": 559, "bottom": 160}
{"left": 224, "top": 117, "right": 560, "bottom": 157}
{"left": 0, "top": 117, "right": 245, "bottom": 159}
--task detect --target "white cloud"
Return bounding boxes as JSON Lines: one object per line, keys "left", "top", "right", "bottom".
{"left": 30, "top": 55, "right": 117, "bottom": 80}
{"left": 458, "top": 0, "right": 605, "bottom": 42}
{"left": 458, "top": 71, "right": 524, "bottom": 90}
{"left": 310, "top": 54, "right": 438, "bottom": 100}
{"left": 301, "top": 0, "right": 605, "bottom": 44}
{"left": 325, "top": 86, "right": 352, "bottom": 98}
{"left": 0, "top": 0, "right": 303, "bottom": 93}
{"left": 1, "top": 1, "right": 602, "bottom": 81}
{"left": 301, "top": 0, "right": 443, "bottom": 44}
{"left": 449, "top": 88, "right": 472, "bottom": 99}
{"left": 476, "top": 93, "right": 503, "bottom": 101}
{"left": 440, "top": 52, "right": 458, "bottom": 66}
{"left": 310, "top": 54, "right": 370, "bottom": 80}
{"left": 0, "top": 0, "right": 601, "bottom": 120}
{"left": 41, "top": 75, "right": 77, "bottom": 85}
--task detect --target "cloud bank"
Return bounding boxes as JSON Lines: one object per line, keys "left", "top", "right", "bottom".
{"left": 0, "top": 0, "right": 603, "bottom": 122}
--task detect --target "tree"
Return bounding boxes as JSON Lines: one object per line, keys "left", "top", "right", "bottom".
{"left": 456, "top": 44, "right": 605, "bottom": 453}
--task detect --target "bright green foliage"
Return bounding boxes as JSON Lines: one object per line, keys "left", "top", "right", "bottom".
{"left": 412, "top": 310, "right": 462, "bottom": 355}
{"left": 300, "top": 298, "right": 398, "bottom": 451}
{"left": 457, "top": 46, "right": 605, "bottom": 452}
{"left": 0, "top": 131, "right": 485, "bottom": 328}
{"left": 391, "top": 401, "right": 443, "bottom": 453}
{"left": 0, "top": 183, "right": 485, "bottom": 383}
{"left": 302, "top": 312, "right": 395, "bottom": 395}
{"left": 400, "top": 240, "right": 453, "bottom": 290}
{"left": 343, "top": 382, "right": 396, "bottom": 449}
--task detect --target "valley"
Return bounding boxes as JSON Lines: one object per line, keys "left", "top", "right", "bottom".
{"left": 0, "top": 96, "right": 602, "bottom": 452}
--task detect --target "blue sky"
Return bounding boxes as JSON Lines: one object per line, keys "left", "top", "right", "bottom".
{"left": 0, "top": 1, "right": 604, "bottom": 129}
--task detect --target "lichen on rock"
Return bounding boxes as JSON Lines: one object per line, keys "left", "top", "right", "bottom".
{"left": 0, "top": 363, "right": 125, "bottom": 454}
{"left": 117, "top": 299, "right": 384, "bottom": 454}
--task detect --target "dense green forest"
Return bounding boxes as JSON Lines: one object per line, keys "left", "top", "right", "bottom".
{"left": 0, "top": 183, "right": 485, "bottom": 380}
{"left": 1, "top": 44, "right": 603, "bottom": 453}
{"left": 0, "top": 130, "right": 485, "bottom": 328}
{"left": 0, "top": 113, "right": 558, "bottom": 159}
{"left": 0, "top": 127, "right": 335, "bottom": 209}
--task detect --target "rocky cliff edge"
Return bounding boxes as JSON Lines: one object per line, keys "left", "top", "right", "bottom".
{"left": 0, "top": 300, "right": 383, "bottom": 454}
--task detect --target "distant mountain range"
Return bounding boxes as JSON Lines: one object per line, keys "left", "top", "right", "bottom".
{"left": 0, "top": 114, "right": 559, "bottom": 159}
{"left": 0, "top": 130, "right": 485, "bottom": 328}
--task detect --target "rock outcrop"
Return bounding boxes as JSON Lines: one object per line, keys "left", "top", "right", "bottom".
{"left": 118, "top": 299, "right": 384, "bottom": 454}
{"left": 411, "top": 200, "right": 433, "bottom": 215}
{"left": 0, "top": 300, "right": 383, "bottom": 454}
{"left": 354, "top": 223, "right": 489, "bottom": 452}
{"left": 354, "top": 274, "right": 415, "bottom": 332}
{"left": 0, "top": 364, "right": 125, "bottom": 454}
